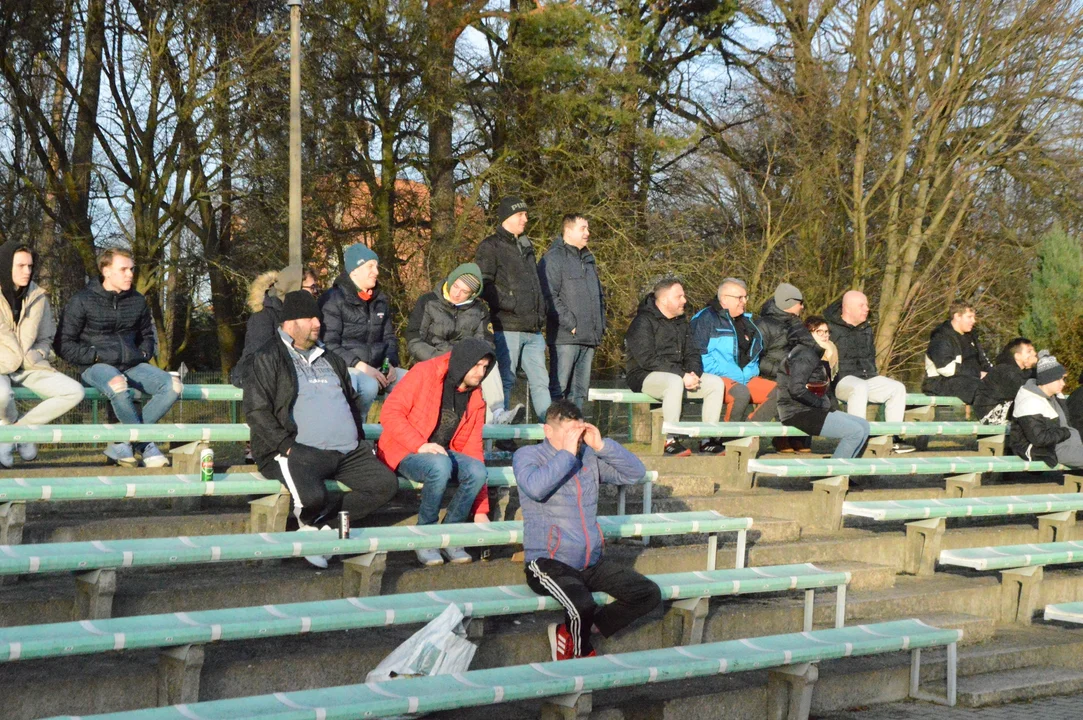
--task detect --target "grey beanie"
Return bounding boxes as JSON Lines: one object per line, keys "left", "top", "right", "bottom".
{"left": 774, "top": 283, "right": 804, "bottom": 311}
{"left": 1035, "top": 350, "right": 1067, "bottom": 385}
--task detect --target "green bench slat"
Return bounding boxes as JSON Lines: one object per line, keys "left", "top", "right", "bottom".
{"left": 664, "top": 421, "right": 1005, "bottom": 438}
{"left": 0, "top": 423, "right": 544, "bottom": 443}
{"left": 748, "top": 456, "right": 1058, "bottom": 478}
{"left": 0, "top": 511, "right": 749, "bottom": 576}
{"left": 46, "top": 618, "right": 959, "bottom": 720}
{"left": 1044, "top": 602, "right": 1083, "bottom": 624}
{"left": 843, "top": 493, "right": 1083, "bottom": 521}
{"left": 588, "top": 388, "right": 965, "bottom": 407}
{"left": 12, "top": 384, "right": 243, "bottom": 402}
{"left": 939, "top": 540, "right": 1083, "bottom": 571}
{"left": 0, "top": 563, "right": 847, "bottom": 662}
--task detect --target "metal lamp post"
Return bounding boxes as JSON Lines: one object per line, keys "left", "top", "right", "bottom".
{"left": 282, "top": 0, "right": 304, "bottom": 291}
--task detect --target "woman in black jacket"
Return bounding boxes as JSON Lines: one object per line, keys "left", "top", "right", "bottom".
{"left": 776, "top": 316, "right": 870, "bottom": 458}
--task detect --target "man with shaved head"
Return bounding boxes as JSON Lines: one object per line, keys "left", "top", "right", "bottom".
{"left": 823, "top": 290, "right": 914, "bottom": 453}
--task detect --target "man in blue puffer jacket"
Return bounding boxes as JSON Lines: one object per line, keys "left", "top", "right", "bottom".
{"left": 513, "top": 398, "right": 661, "bottom": 661}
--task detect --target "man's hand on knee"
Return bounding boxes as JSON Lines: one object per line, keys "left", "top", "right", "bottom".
{"left": 417, "top": 443, "right": 448, "bottom": 455}
{"left": 107, "top": 376, "right": 128, "bottom": 393}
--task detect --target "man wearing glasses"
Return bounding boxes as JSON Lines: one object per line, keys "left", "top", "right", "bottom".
{"left": 691, "top": 278, "right": 779, "bottom": 452}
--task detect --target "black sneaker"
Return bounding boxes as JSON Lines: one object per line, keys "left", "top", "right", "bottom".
{"left": 892, "top": 441, "right": 916, "bottom": 454}
{"left": 494, "top": 439, "right": 518, "bottom": 453}
{"left": 698, "top": 438, "right": 726, "bottom": 455}
{"left": 664, "top": 438, "right": 692, "bottom": 457}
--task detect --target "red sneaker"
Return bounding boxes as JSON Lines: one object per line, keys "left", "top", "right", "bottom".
{"left": 548, "top": 623, "right": 575, "bottom": 661}
{"left": 582, "top": 649, "right": 597, "bottom": 658}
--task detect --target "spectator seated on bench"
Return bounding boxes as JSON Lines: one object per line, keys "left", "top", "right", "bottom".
{"left": 972, "top": 337, "right": 1037, "bottom": 425}
{"left": 1011, "top": 352, "right": 1083, "bottom": 470}
{"left": 0, "top": 240, "right": 85, "bottom": 468}
{"left": 922, "top": 300, "right": 993, "bottom": 408}
{"left": 245, "top": 290, "right": 397, "bottom": 568}
{"left": 515, "top": 399, "right": 660, "bottom": 661}
{"left": 625, "top": 278, "right": 724, "bottom": 457}
{"left": 378, "top": 338, "right": 494, "bottom": 567}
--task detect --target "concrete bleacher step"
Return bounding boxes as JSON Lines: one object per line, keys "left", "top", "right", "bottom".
{"left": 918, "top": 625, "right": 1083, "bottom": 681}
{"left": 842, "top": 574, "right": 1001, "bottom": 625}
{"left": 946, "top": 666, "right": 1083, "bottom": 707}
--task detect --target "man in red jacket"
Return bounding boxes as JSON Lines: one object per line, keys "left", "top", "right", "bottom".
{"left": 377, "top": 338, "right": 494, "bottom": 566}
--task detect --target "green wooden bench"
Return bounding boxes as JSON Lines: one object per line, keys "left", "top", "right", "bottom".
{"left": 0, "top": 469, "right": 656, "bottom": 545}
{"left": 0, "top": 563, "right": 849, "bottom": 676}
{"left": 40, "top": 618, "right": 960, "bottom": 718}
{"left": 938, "top": 540, "right": 1083, "bottom": 624}
{"left": 842, "top": 493, "right": 1083, "bottom": 577}
{"left": 0, "top": 511, "right": 750, "bottom": 620}
{"left": 1043, "top": 601, "right": 1083, "bottom": 625}
{"left": 12, "top": 384, "right": 244, "bottom": 423}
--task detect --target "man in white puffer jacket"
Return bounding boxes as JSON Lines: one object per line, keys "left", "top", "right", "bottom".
{"left": 0, "top": 240, "right": 85, "bottom": 467}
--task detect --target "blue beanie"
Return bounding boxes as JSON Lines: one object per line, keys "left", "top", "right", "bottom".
{"left": 344, "top": 243, "right": 378, "bottom": 271}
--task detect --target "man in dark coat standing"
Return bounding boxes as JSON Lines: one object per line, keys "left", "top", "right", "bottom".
{"left": 476, "top": 196, "right": 550, "bottom": 420}
{"left": 539, "top": 213, "right": 605, "bottom": 410}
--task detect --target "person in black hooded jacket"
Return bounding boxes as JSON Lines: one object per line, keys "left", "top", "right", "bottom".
{"left": 624, "top": 278, "right": 725, "bottom": 455}
{"left": 318, "top": 243, "right": 405, "bottom": 421}
{"left": 921, "top": 301, "right": 993, "bottom": 405}
{"left": 1010, "top": 352, "right": 1083, "bottom": 469}
{"left": 972, "top": 337, "right": 1037, "bottom": 424}
{"left": 475, "top": 196, "right": 551, "bottom": 420}
{"left": 55, "top": 248, "right": 179, "bottom": 468}
{"left": 758, "top": 283, "right": 814, "bottom": 381}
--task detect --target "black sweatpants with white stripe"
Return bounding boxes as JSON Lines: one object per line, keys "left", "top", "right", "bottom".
{"left": 261, "top": 441, "right": 398, "bottom": 529}
{"left": 526, "top": 556, "right": 661, "bottom": 657}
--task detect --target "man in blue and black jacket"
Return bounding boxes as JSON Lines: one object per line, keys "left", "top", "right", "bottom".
{"left": 513, "top": 399, "right": 660, "bottom": 661}
{"left": 690, "top": 277, "right": 778, "bottom": 431}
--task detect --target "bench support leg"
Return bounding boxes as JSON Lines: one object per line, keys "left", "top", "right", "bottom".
{"left": 1000, "top": 565, "right": 1043, "bottom": 625}
{"left": 342, "top": 551, "right": 387, "bottom": 597}
{"left": 249, "top": 493, "right": 290, "bottom": 533}
{"left": 1065, "top": 474, "right": 1083, "bottom": 494}
{"left": 977, "top": 435, "right": 1005, "bottom": 457}
{"left": 493, "top": 486, "right": 513, "bottom": 523}
{"left": 157, "top": 644, "right": 204, "bottom": 706}
{"left": 672, "top": 596, "right": 710, "bottom": 645}
{"left": 810, "top": 476, "right": 849, "bottom": 532}
{"left": 835, "top": 584, "right": 847, "bottom": 628}
{"left": 903, "top": 517, "right": 946, "bottom": 576}
{"left": 803, "top": 589, "right": 815, "bottom": 632}
{"left": 721, "top": 436, "right": 759, "bottom": 491}
{"left": 0, "top": 501, "right": 26, "bottom": 545}
{"left": 1038, "top": 511, "right": 1076, "bottom": 542}
{"left": 630, "top": 404, "right": 653, "bottom": 444}
{"left": 910, "top": 644, "right": 957, "bottom": 706}
{"left": 541, "top": 691, "right": 592, "bottom": 720}
{"left": 945, "top": 473, "right": 981, "bottom": 498}
{"left": 767, "top": 662, "right": 817, "bottom": 720}
{"left": 903, "top": 405, "right": 935, "bottom": 423}
{"left": 74, "top": 568, "right": 116, "bottom": 620}
{"left": 862, "top": 435, "right": 892, "bottom": 458}
{"left": 649, "top": 408, "right": 665, "bottom": 455}
{"left": 170, "top": 441, "right": 208, "bottom": 473}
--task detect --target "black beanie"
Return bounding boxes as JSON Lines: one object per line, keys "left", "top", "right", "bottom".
{"left": 496, "top": 196, "right": 528, "bottom": 224}
{"left": 281, "top": 290, "right": 321, "bottom": 322}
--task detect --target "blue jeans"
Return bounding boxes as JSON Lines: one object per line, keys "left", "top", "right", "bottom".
{"left": 397, "top": 450, "right": 488, "bottom": 525}
{"left": 819, "top": 410, "right": 871, "bottom": 458}
{"left": 493, "top": 331, "right": 550, "bottom": 418}
{"left": 81, "top": 363, "right": 181, "bottom": 451}
{"left": 348, "top": 366, "right": 407, "bottom": 422}
{"left": 550, "top": 345, "right": 595, "bottom": 410}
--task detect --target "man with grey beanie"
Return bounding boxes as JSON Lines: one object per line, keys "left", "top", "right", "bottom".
{"left": 1010, "top": 351, "right": 1083, "bottom": 468}
{"left": 475, "top": 196, "right": 551, "bottom": 421}
{"left": 758, "top": 283, "right": 816, "bottom": 381}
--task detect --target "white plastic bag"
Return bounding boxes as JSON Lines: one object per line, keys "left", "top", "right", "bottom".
{"left": 366, "top": 603, "right": 477, "bottom": 682}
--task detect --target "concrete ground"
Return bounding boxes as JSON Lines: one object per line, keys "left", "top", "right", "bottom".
{"left": 821, "top": 692, "right": 1083, "bottom": 718}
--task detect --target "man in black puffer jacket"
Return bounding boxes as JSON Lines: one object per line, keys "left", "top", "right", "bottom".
{"left": 405, "top": 262, "right": 510, "bottom": 422}
{"left": 1010, "top": 352, "right": 1083, "bottom": 468}
{"left": 758, "top": 283, "right": 815, "bottom": 381}
{"left": 319, "top": 243, "right": 405, "bottom": 421}
{"left": 972, "top": 337, "right": 1036, "bottom": 425}
{"left": 624, "top": 278, "right": 724, "bottom": 456}
{"left": 921, "top": 301, "right": 993, "bottom": 405}
{"left": 55, "top": 248, "right": 180, "bottom": 468}
{"left": 475, "top": 196, "right": 550, "bottom": 420}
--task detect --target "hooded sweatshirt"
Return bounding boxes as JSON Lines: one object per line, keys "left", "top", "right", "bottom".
{"left": 0, "top": 240, "right": 28, "bottom": 324}
{"left": 0, "top": 240, "right": 56, "bottom": 374}
{"left": 405, "top": 263, "right": 492, "bottom": 362}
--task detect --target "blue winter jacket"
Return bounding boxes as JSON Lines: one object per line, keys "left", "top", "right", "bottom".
{"left": 691, "top": 299, "right": 764, "bottom": 384}
{"left": 513, "top": 438, "right": 646, "bottom": 569}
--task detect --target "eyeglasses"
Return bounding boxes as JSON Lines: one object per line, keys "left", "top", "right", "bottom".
{"left": 813, "top": 328, "right": 830, "bottom": 336}
{"left": 723, "top": 294, "right": 748, "bottom": 302}
{"left": 302, "top": 284, "right": 320, "bottom": 295}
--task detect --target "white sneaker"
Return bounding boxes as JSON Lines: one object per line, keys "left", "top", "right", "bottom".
{"left": 103, "top": 443, "right": 137, "bottom": 467}
{"left": 16, "top": 443, "right": 37, "bottom": 461}
{"left": 415, "top": 547, "right": 444, "bottom": 567}
{"left": 0, "top": 443, "right": 13, "bottom": 469}
{"left": 492, "top": 405, "right": 524, "bottom": 425}
{"left": 443, "top": 547, "right": 472, "bottom": 564}
{"left": 298, "top": 525, "right": 330, "bottom": 569}
{"left": 141, "top": 443, "right": 170, "bottom": 468}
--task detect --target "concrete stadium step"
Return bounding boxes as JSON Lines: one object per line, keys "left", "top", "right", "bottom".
{"left": 918, "top": 624, "right": 1083, "bottom": 681}
{"left": 945, "top": 666, "right": 1083, "bottom": 707}
{"left": 842, "top": 574, "right": 1001, "bottom": 625}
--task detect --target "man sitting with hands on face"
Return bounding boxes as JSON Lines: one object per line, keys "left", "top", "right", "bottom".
{"left": 513, "top": 399, "right": 662, "bottom": 661}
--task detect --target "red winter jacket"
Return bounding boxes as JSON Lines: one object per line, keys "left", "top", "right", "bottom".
{"left": 376, "top": 351, "right": 489, "bottom": 515}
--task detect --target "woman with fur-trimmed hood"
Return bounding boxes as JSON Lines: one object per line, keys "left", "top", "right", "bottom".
{"left": 231, "top": 268, "right": 318, "bottom": 388}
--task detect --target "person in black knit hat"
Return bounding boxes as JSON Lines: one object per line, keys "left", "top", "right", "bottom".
{"left": 244, "top": 290, "right": 398, "bottom": 568}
